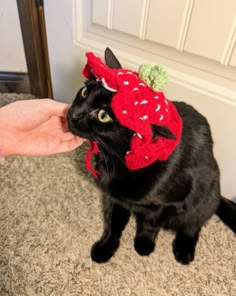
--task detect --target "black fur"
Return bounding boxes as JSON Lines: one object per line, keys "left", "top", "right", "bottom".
{"left": 67, "top": 48, "right": 236, "bottom": 265}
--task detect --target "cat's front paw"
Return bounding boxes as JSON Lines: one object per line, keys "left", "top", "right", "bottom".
{"left": 134, "top": 236, "right": 155, "bottom": 256}
{"left": 91, "top": 239, "right": 120, "bottom": 263}
{"left": 172, "top": 238, "right": 195, "bottom": 265}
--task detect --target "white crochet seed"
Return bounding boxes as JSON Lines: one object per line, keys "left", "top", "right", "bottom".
{"left": 155, "top": 104, "right": 160, "bottom": 112}
{"left": 145, "top": 156, "right": 149, "bottom": 160}
{"left": 123, "top": 81, "right": 129, "bottom": 85}
{"left": 122, "top": 110, "right": 128, "bottom": 114}
{"left": 101, "top": 77, "right": 117, "bottom": 92}
{"left": 134, "top": 133, "right": 142, "bottom": 139}
{"left": 137, "top": 133, "right": 142, "bottom": 139}
{"left": 126, "top": 151, "right": 131, "bottom": 155}
{"left": 134, "top": 101, "right": 139, "bottom": 105}
{"left": 127, "top": 71, "right": 133, "bottom": 74}
{"left": 160, "top": 114, "right": 164, "bottom": 121}
{"left": 133, "top": 87, "right": 139, "bottom": 91}
{"left": 165, "top": 100, "right": 168, "bottom": 104}
{"left": 166, "top": 108, "right": 168, "bottom": 112}
{"left": 140, "top": 100, "right": 148, "bottom": 104}
{"left": 154, "top": 96, "right": 159, "bottom": 99}
{"left": 139, "top": 115, "right": 148, "bottom": 120}
{"left": 117, "top": 72, "right": 123, "bottom": 75}
{"left": 139, "top": 83, "right": 145, "bottom": 86}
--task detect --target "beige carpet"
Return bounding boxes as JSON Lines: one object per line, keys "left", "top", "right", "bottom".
{"left": 0, "top": 93, "right": 236, "bottom": 296}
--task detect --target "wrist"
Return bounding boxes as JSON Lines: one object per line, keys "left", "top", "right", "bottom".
{"left": 0, "top": 106, "right": 17, "bottom": 156}
{"left": 0, "top": 128, "right": 17, "bottom": 156}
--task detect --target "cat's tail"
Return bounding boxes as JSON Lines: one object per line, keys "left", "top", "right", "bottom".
{"left": 216, "top": 196, "right": 236, "bottom": 233}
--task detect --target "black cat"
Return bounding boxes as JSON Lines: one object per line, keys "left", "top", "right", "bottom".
{"left": 67, "top": 48, "right": 236, "bottom": 265}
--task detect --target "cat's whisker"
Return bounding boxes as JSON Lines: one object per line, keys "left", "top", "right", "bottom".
{"left": 111, "top": 155, "right": 116, "bottom": 175}
{"left": 95, "top": 137, "right": 126, "bottom": 166}
{"left": 101, "top": 150, "right": 109, "bottom": 177}
{"left": 93, "top": 136, "right": 111, "bottom": 176}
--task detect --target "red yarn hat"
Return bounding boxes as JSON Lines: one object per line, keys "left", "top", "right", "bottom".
{"left": 82, "top": 52, "right": 182, "bottom": 178}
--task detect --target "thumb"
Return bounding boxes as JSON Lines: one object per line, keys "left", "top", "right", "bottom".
{"left": 42, "top": 99, "right": 71, "bottom": 118}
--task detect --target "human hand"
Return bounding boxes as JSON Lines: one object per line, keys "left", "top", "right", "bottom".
{"left": 0, "top": 99, "right": 85, "bottom": 156}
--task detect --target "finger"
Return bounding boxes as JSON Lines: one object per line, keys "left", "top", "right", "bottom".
{"left": 61, "top": 117, "right": 69, "bottom": 132}
{"left": 55, "top": 137, "right": 85, "bottom": 153}
{"left": 41, "top": 99, "right": 71, "bottom": 118}
{"left": 61, "top": 132, "right": 82, "bottom": 141}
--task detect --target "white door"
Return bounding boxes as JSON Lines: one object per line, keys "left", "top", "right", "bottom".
{"left": 45, "top": 0, "right": 236, "bottom": 199}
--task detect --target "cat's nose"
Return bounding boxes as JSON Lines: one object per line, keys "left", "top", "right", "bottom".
{"left": 68, "top": 107, "right": 84, "bottom": 120}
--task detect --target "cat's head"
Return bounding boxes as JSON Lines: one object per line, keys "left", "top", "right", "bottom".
{"left": 67, "top": 49, "right": 134, "bottom": 157}
{"left": 67, "top": 48, "right": 182, "bottom": 170}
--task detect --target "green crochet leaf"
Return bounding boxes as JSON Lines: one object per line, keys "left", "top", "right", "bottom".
{"left": 138, "top": 64, "right": 168, "bottom": 91}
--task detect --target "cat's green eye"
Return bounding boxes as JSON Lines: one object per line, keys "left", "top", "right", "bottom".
{"left": 97, "top": 109, "right": 112, "bottom": 123}
{"left": 81, "top": 87, "right": 88, "bottom": 98}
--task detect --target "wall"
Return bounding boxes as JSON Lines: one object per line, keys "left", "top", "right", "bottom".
{"left": 45, "top": 0, "right": 236, "bottom": 198}
{"left": 0, "top": 0, "right": 27, "bottom": 72}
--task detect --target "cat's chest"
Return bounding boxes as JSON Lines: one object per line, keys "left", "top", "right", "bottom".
{"left": 96, "top": 159, "right": 192, "bottom": 209}
{"left": 96, "top": 167, "right": 156, "bottom": 203}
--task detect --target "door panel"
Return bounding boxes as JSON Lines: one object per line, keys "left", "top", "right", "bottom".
{"left": 184, "top": 0, "right": 236, "bottom": 63}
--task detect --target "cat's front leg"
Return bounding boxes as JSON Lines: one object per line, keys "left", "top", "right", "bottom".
{"left": 173, "top": 228, "right": 200, "bottom": 265}
{"left": 134, "top": 212, "right": 160, "bottom": 256}
{"left": 91, "top": 200, "right": 130, "bottom": 263}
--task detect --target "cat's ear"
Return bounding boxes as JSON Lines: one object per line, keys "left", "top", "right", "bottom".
{"left": 151, "top": 124, "right": 176, "bottom": 140}
{"left": 105, "top": 47, "right": 122, "bottom": 69}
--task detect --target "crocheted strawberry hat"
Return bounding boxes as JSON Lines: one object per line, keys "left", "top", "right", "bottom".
{"left": 82, "top": 51, "right": 183, "bottom": 178}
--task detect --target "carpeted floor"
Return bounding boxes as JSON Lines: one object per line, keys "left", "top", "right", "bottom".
{"left": 0, "top": 93, "right": 236, "bottom": 296}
